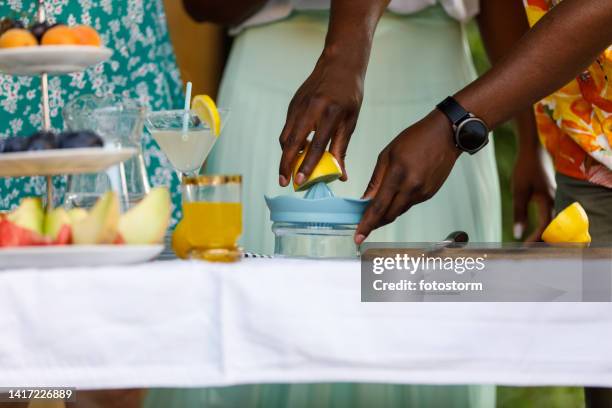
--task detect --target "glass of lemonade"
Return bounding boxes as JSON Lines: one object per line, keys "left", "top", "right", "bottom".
{"left": 145, "top": 109, "right": 229, "bottom": 177}
{"left": 181, "top": 175, "right": 243, "bottom": 262}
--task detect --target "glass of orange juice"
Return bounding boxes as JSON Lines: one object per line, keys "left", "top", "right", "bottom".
{"left": 181, "top": 175, "right": 242, "bottom": 262}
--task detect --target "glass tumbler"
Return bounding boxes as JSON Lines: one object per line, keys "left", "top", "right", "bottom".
{"left": 181, "top": 175, "right": 243, "bottom": 262}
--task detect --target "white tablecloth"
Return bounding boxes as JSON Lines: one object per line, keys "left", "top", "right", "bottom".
{"left": 1, "top": 258, "right": 611, "bottom": 390}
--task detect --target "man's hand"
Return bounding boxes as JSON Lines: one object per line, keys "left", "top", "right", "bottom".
{"left": 512, "top": 146, "right": 554, "bottom": 241}
{"left": 355, "top": 111, "right": 461, "bottom": 244}
{"left": 278, "top": 52, "right": 363, "bottom": 187}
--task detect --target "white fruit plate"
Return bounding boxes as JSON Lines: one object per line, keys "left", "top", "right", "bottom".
{"left": 0, "top": 147, "right": 137, "bottom": 177}
{"left": 0, "top": 244, "right": 164, "bottom": 270}
{"left": 0, "top": 45, "right": 113, "bottom": 76}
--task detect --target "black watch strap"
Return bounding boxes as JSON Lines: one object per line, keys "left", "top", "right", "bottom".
{"left": 436, "top": 96, "right": 470, "bottom": 126}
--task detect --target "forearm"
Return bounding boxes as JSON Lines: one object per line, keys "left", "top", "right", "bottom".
{"left": 477, "top": 0, "right": 540, "bottom": 152}
{"left": 320, "top": 0, "right": 390, "bottom": 76}
{"left": 278, "top": 0, "right": 389, "bottom": 186}
{"left": 182, "top": 0, "right": 267, "bottom": 25}
{"left": 457, "top": 0, "right": 612, "bottom": 129}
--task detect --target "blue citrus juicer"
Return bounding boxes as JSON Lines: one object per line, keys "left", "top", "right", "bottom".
{"left": 265, "top": 181, "right": 370, "bottom": 259}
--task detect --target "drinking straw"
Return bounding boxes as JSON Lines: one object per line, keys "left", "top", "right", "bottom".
{"left": 182, "top": 81, "right": 192, "bottom": 140}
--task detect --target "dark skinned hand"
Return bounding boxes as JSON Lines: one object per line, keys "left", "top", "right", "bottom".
{"left": 277, "top": 0, "right": 389, "bottom": 187}
{"left": 511, "top": 146, "right": 554, "bottom": 242}
{"left": 278, "top": 52, "right": 363, "bottom": 187}
{"left": 352, "top": 0, "right": 612, "bottom": 244}
{"left": 355, "top": 110, "right": 460, "bottom": 244}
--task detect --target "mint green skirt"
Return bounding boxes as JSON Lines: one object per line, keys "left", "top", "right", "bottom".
{"left": 207, "top": 7, "right": 501, "bottom": 254}
{"left": 146, "top": 7, "right": 498, "bottom": 408}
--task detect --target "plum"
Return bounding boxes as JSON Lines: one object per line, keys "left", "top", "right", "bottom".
{"left": 27, "top": 131, "right": 57, "bottom": 151}
{"left": 0, "top": 18, "right": 25, "bottom": 36}
{"left": 58, "top": 131, "right": 104, "bottom": 149}
{"left": 29, "top": 22, "right": 55, "bottom": 43}
{"left": 2, "top": 136, "right": 29, "bottom": 153}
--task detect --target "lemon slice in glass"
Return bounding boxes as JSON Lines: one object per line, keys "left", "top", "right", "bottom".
{"left": 542, "top": 202, "right": 591, "bottom": 244}
{"left": 192, "top": 95, "right": 221, "bottom": 137}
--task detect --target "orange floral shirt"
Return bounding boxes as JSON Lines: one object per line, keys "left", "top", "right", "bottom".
{"left": 524, "top": 0, "right": 612, "bottom": 188}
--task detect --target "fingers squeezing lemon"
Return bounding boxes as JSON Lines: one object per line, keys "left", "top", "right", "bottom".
{"left": 292, "top": 143, "right": 342, "bottom": 191}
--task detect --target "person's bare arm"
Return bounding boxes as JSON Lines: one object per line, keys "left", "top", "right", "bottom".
{"left": 278, "top": 0, "right": 390, "bottom": 187}
{"left": 459, "top": 0, "right": 612, "bottom": 128}
{"left": 478, "top": 1, "right": 554, "bottom": 241}
{"left": 182, "top": 0, "right": 267, "bottom": 25}
{"left": 356, "top": 0, "right": 612, "bottom": 244}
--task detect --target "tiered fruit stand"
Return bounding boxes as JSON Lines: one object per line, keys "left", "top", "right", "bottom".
{"left": 0, "top": 0, "right": 135, "bottom": 209}
{"left": 0, "top": 1, "right": 167, "bottom": 268}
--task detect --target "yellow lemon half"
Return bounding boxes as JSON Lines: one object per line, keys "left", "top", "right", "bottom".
{"left": 293, "top": 143, "right": 342, "bottom": 191}
{"left": 171, "top": 219, "right": 191, "bottom": 259}
{"left": 192, "top": 95, "right": 221, "bottom": 136}
{"left": 542, "top": 202, "right": 591, "bottom": 244}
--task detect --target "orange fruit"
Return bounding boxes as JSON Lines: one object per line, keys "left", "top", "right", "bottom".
{"left": 171, "top": 219, "right": 191, "bottom": 260}
{"left": 71, "top": 25, "right": 101, "bottom": 46}
{"left": 0, "top": 28, "right": 37, "bottom": 48}
{"left": 41, "top": 25, "right": 78, "bottom": 46}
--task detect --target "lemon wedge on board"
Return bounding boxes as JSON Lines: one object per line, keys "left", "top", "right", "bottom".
{"left": 542, "top": 202, "right": 591, "bottom": 244}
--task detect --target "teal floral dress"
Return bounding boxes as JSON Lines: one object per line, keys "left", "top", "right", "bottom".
{"left": 0, "top": 0, "right": 183, "bottom": 222}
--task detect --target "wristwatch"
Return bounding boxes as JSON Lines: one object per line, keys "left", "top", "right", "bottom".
{"left": 436, "top": 96, "right": 489, "bottom": 155}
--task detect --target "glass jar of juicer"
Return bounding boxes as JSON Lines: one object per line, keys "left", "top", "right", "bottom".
{"left": 265, "top": 182, "right": 369, "bottom": 259}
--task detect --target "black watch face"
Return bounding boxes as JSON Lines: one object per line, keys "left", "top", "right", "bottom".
{"left": 456, "top": 118, "right": 489, "bottom": 153}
